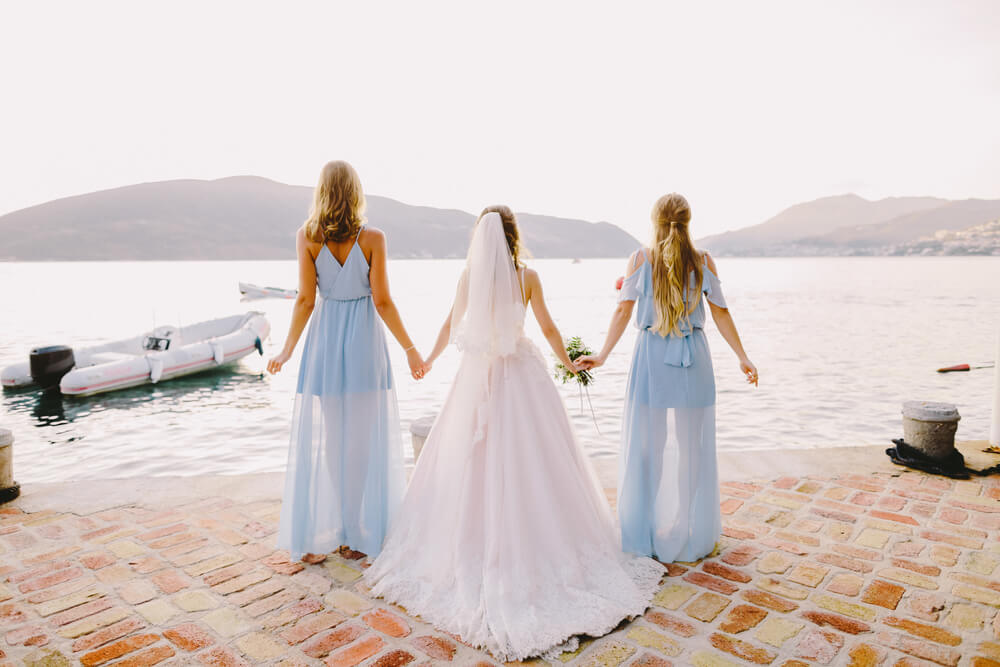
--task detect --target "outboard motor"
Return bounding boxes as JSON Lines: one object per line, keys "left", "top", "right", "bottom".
{"left": 29, "top": 345, "right": 75, "bottom": 391}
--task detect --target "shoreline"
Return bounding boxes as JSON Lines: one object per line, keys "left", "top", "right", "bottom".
{"left": 14, "top": 442, "right": 979, "bottom": 516}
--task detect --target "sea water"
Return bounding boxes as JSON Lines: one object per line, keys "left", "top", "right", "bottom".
{"left": 1, "top": 257, "right": 997, "bottom": 483}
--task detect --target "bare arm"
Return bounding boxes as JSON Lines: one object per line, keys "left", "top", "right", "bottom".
{"left": 709, "top": 304, "right": 749, "bottom": 360}
{"left": 526, "top": 269, "right": 578, "bottom": 372}
{"left": 578, "top": 251, "right": 641, "bottom": 369}
{"left": 267, "top": 229, "right": 318, "bottom": 374}
{"left": 425, "top": 307, "right": 453, "bottom": 367}
{"left": 368, "top": 229, "right": 426, "bottom": 379}
{"left": 590, "top": 302, "right": 634, "bottom": 367}
{"left": 705, "top": 253, "right": 758, "bottom": 386}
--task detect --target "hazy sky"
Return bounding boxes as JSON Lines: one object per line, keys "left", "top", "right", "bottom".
{"left": 2, "top": 1, "right": 998, "bottom": 240}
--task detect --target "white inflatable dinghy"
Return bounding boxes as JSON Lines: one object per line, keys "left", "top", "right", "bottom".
{"left": 1, "top": 312, "right": 270, "bottom": 397}
{"left": 239, "top": 282, "right": 297, "bottom": 301}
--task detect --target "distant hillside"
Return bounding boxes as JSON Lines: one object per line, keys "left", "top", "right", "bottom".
{"left": 0, "top": 176, "right": 638, "bottom": 261}
{"left": 892, "top": 218, "right": 1000, "bottom": 256}
{"left": 698, "top": 194, "right": 1000, "bottom": 256}
{"left": 807, "top": 199, "right": 1000, "bottom": 248}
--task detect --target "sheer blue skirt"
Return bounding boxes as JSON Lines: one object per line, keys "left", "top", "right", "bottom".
{"left": 277, "top": 297, "right": 405, "bottom": 559}
{"left": 619, "top": 328, "right": 721, "bottom": 562}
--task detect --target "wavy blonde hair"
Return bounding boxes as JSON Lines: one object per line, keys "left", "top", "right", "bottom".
{"left": 304, "top": 161, "right": 366, "bottom": 244}
{"left": 478, "top": 204, "right": 525, "bottom": 268}
{"left": 649, "top": 193, "right": 703, "bottom": 336}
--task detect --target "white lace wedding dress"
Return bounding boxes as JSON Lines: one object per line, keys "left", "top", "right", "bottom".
{"left": 363, "top": 213, "right": 664, "bottom": 662}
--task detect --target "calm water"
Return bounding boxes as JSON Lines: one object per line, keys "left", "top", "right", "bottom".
{"left": 1, "top": 257, "right": 998, "bottom": 484}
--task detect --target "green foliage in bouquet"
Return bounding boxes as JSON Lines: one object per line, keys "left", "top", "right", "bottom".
{"left": 554, "top": 336, "right": 594, "bottom": 386}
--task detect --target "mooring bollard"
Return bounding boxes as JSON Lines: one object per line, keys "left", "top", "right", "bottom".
{"left": 409, "top": 415, "right": 436, "bottom": 462}
{"left": 902, "top": 401, "right": 961, "bottom": 461}
{"left": 0, "top": 428, "right": 19, "bottom": 504}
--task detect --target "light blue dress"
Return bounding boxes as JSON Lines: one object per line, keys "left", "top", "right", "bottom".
{"left": 277, "top": 228, "right": 405, "bottom": 559}
{"left": 618, "top": 251, "right": 727, "bottom": 562}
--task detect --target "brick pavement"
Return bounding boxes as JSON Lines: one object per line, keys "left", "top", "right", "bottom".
{"left": 1, "top": 467, "right": 999, "bottom": 666}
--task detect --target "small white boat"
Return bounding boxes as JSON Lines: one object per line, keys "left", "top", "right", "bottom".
{"left": 1, "top": 312, "right": 270, "bottom": 397}
{"left": 239, "top": 282, "right": 297, "bottom": 301}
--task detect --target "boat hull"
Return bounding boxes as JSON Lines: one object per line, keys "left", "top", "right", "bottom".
{"left": 2, "top": 312, "right": 270, "bottom": 397}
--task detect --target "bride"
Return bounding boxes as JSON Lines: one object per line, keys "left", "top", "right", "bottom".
{"left": 363, "top": 206, "right": 664, "bottom": 662}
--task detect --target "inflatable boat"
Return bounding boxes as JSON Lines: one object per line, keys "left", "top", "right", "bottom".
{"left": 239, "top": 282, "right": 297, "bottom": 301}
{"left": 1, "top": 312, "right": 269, "bottom": 397}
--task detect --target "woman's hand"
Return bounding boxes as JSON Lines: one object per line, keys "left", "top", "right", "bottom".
{"left": 576, "top": 354, "right": 604, "bottom": 371}
{"left": 267, "top": 350, "right": 292, "bottom": 375}
{"left": 740, "top": 358, "right": 759, "bottom": 386}
{"left": 407, "top": 348, "right": 427, "bottom": 380}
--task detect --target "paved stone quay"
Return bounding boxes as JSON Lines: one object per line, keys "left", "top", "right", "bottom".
{"left": 1, "top": 467, "right": 999, "bottom": 666}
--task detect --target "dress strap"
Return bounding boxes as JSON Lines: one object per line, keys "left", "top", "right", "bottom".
{"left": 519, "top": 266, "right": 527, "bottom": 305}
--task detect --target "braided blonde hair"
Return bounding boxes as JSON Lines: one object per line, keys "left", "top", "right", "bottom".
{"left": 649, "top": 193, "right": 703, "bottom": 336}
{"left": 304, "top": 161, "right": 366, "bottom": 244}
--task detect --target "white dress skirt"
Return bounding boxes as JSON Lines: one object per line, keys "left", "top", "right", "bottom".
{"left": 363, "top": 335, "right": 664, "bottom": 662}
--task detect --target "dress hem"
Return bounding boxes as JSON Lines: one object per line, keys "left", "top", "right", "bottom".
{"left": 363, "top": 557, "right": 665, "bottom": 663}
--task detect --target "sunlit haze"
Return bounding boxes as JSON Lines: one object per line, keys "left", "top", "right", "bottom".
{"left": 2, "top": 0, "right": 998, "bottom": 240}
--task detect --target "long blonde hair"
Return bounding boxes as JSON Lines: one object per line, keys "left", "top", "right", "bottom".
{"left": 649, "top": 193, "right": 702, "bottom": 336}
{"left": 478, "top": 204, "right": 525, "bottom": 268}
{"left": 304, "top": 161, "right": 366, "bottom": 243}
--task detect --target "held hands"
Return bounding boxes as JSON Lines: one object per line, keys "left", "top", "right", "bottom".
{"left": 407, "top": 347, "right": 431, "bottom": 381}
{"left": 740, "top": 358, "right": 759, "bottom": 386}
{"left": 267, "top": 349, "right": 292, "bottom": 375}
{"left": 576, "top": 354, "right": 604, "bottom": 371}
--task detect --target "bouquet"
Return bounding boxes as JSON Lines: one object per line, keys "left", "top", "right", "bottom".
{"left": 554, "top": 337, "right": 600, "bottom": 431}
{"left": 554, "top": 336, "right": 594, "bottom": 386}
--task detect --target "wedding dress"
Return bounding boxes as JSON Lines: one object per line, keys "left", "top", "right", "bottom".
{"left": 363, "top": 213, "right": 663, "bottom": 662}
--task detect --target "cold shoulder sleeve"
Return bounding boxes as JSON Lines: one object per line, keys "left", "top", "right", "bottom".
{"left": 618, "top": 252, "right": 645, "bottom": 302}
{"left": 702, "top": 266, "right": 727, "bottom": 308}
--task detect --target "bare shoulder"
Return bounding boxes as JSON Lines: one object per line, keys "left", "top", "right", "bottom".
{"left": 359, "top": 226, "right": 386, "bottom": 258}
{"left": 295, "top": 226, "right": 317, "bottom": 256}
{"left": 700, "top": 249, "right": 719, "bottom": 275}
{"left": 523, "top": 266, "right": 540, "bottom": 286}
{"left": 361, "top": 225, "right": 386, "bottom": 246}
{"left": 626, "top": 247, "right": 648, "bottom": 274}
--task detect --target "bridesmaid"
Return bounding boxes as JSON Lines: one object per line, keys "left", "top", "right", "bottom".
{"left": 267, "top": 160, "right": 426, "bottom": 563}
{"left": 579, "top": 193, "right": 757, "bottom": 563}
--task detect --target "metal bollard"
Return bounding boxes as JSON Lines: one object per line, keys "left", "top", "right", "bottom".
{"left": 0, "top": 428, "right": 19, "bottom": 504}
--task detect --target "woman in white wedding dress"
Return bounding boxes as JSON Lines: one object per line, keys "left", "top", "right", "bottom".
{"left": 363, "top": 206, "right": 664, "bottom": 662}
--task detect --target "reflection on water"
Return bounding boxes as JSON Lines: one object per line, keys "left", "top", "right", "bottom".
{"left": 1, "top": 257, "right": 998, "bottom": 484}
{"left": 5, "top": 366, "right": 266, "bottom": 432}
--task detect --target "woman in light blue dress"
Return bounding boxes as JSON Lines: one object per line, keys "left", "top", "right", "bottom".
{"left": 267, "top": 160, "right": 426, "bottom": 562}
{"left": 579, "top": 193, "right": 757, "bottom": 563}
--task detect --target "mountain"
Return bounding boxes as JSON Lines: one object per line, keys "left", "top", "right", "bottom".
{"left": 697, "top": 194, "right": 945, "bottom": 255}
{"left": 698, "top": 194, "right": 1000, "bottom": 256}
{"left": 0, "top": 176, "right": 639, "bottom": 261}
{"left": 807, "top": 199, "right": 1000, "bottom": 248}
